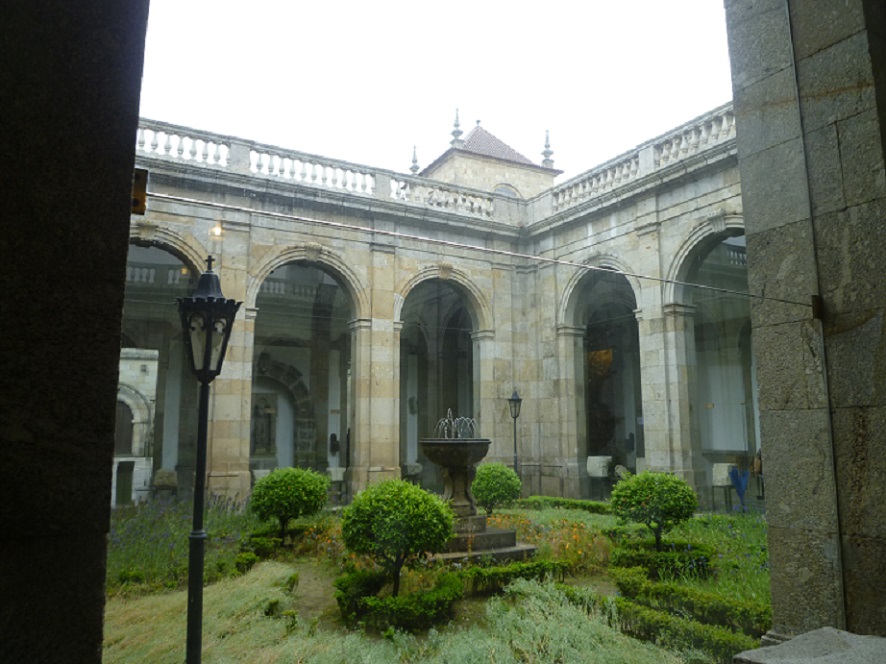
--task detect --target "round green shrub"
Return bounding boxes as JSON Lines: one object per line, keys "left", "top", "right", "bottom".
{"left": 341, "top": 479, "right": 454, "bottom": 596}
{"left": 249, "top": 467, "right": 330, "bottom": 539}
{"left": 472, "top": 463, "right": 522, "bottom": 515}
{"left": 609, "top": 471, "right": 698, "bottom": 551}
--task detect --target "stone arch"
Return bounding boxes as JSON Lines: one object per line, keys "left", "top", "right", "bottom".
{"left": 129, "top": 221, "right": 207, "bottom": 274}
{"left": 247, "top": 243, "right": 369, "bottom": 318}
{"left": 559, "top": 255, "right": 643, "bottom": 327}
{"left": 116, "top": 382, "right": 154, "bottom": 457}
{"left": 663, "top": 213, "right": 744, "bottom": 304}
{"left": 253, "top": 354, "right": 314, "bottom": 422}
{"left": 394, "top": 264, "right": 493, "bottom": 334}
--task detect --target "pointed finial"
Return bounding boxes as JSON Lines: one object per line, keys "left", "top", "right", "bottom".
{"left": 206, "top": 255, "right": 215, "bottom": 272}
{"left": 410, "top": 146, "right": 419, "bottom": 175}
{"left": 450, "top": 109, "right": 464, "bottom": 148}
{"left": 542, "top": 130, "right": 554, "bottom": 168}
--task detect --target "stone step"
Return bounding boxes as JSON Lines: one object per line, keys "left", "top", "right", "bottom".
{"left": 435, "top": 543, "right": 537, "bottom": 565}
{"left": 444, "top": 527, "right": 517, "bottom": 553}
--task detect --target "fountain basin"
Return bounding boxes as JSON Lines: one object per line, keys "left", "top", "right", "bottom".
{"left": 419, "top": 438, "right": 490, "bottom": 518}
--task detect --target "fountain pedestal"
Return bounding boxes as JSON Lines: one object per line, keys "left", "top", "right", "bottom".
{"left": 419, "top": 437, "right": 535, "bottom": 562}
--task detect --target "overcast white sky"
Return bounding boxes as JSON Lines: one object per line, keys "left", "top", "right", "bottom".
{"left": 139, "top": 1, "right": 733, "bottom": 181}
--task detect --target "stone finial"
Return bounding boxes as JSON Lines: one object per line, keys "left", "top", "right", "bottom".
{"left": 542, "top": 130, "right": 554, "bottom": 168}
{"left": 450, "top": 109, "right": 464, "bottom": 148}
{"left": 410, "top": 146, "right": 419, "bottom": 174}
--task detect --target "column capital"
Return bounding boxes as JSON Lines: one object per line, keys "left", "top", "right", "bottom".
{"left": 556, "top": 324, "right": 585, "bottom": 338}
{"left": 662, "top": 303, "right": 696, "bottom": 318}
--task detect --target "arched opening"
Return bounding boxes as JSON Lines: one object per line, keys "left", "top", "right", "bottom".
{"left": 682, "top": 232, "right": 758, "bottom": 488}
{"left": 114, "top": 401, "right": 134, "bottom": 456}
{"left": 118, "top": 243, "right": 197, "bottom": 499}
{"left": 573, "top": 269, "right": 643, "bottom": 493}
{"left": 399, "top": 279, "right": 475, "bottom": 493}
{"left": 252, "top": 262, "right": 353, "bottom": 479}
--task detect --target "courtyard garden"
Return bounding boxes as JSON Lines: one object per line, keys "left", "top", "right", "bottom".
{"left": 104, "top": 472, "right": 769, "bottom": 663}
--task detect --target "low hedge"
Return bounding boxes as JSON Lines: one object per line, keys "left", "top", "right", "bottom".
{"left": 514, "top": 496, "right": 610, "bottom": 515}
{"left": 360, "top": 572, "right": 463, "bottom": 632}
{"left": 333, "top": 569, "right": 462, "bottom": 632}
{"left": 333, "top": 569, "right": 388, "bottom": 624}
{"left": 459, "top": 560, "right": 570, "bottom": 596}
{"left": 609, "top": 539, "right": 715, "bottom": 580}
{"left": 557, "top": 584, "right": 758, "bottom": 664}
{"left": 610, "top": 596, "right": 759, "bottom": 664}
{"left": 610, "top": 567, "right": 771, "bottom": 638}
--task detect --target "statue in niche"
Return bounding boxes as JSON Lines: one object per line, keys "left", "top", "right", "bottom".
{"left": 251, "top": 395, "right": 276, "bottom": 455}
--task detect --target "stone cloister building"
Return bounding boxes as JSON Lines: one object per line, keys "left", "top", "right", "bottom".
{"left": 121, "top": 103, "right": 754, "bottom": 504}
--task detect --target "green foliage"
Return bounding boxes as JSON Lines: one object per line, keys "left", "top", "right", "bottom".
{"left": 241, "top": 535, "right": 281, "bottom": 558}
{"left": 359, "top": 573, "right": 463, "bottom": 632}
{"left": 471, "top": 463, "right": 522, "bottom": 515}
{"left": 610, "top": 567, "right": 771, "bottom": 638}
{"left": 106, "top": 496, "right": 262, "bottom": 595}
{"left": 235, "top": 552, "right": 259, "bottom": 574}
{"left": 333, "top": 569, "right": 389, "bottom": 623}
{"left": 341, "top": 480, "right": 453, "bottom": 596}
{"left": 609, "top": 472, "right": 698, "bottom": 550}
{"left": 607, "top": 597, "right": 759, "bottom": 664}
{"left": 610, "top": 539, "right": 714, "bottom": 580}
{"left": 459, "top": 560, "right": 570, "bottom": 595}
{"left": 249, "top": 467, "right": 330, "bottom": 539}
{"left": 671, "top": 511, "right": 771, "bottom": 605}
{"left": 515, "top": 495, "right": 611, "bottom": 515}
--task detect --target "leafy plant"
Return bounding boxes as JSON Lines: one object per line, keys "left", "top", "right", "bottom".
{"left": 472, "top": 463, "right": 522, "bottom": 515}
{"left": 249, "top": 467, "right": 330, "bottom": 539}
{"left": 609, "top": 471, "right": 698, "bottom": 550}
{"left": 340, "top": 479, "right": 454, "bottom": 596}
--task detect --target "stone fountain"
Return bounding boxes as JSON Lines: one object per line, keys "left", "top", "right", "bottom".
{"left": 419, "top": 411, "right": 534, "bottom": 561}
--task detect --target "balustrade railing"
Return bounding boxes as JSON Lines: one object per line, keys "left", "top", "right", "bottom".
{"left": 126, "top": 264, "right": 189, "bottom": 286}
{"left": 549, "top": 103, "right": 735, "bottom": 214}
{"left": 136, "top": 119, "right": 498, "bottom": 222}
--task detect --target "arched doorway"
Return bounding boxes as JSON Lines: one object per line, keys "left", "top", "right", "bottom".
{"left": 682, "top": 232, "right": 759, "bottom": 486}
{"left": 399, "top": 279, "right": 475, "bottom": 493}
{"left": 118, "top": 243, "right": 197, "bottom": 499}
{"left": 573, "top": 269, "right": 643, "bottom": 492}
{"left": 252, "top": 262, "right": 353, "bottom": 478}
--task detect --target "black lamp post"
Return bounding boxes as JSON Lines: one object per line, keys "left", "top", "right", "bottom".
{"left": 177, "top": 256, "right": 241, "bottom": 664}
{"left": 507, "top": 389, "right": 522, "bottom": 477}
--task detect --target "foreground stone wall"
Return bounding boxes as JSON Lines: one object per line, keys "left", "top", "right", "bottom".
{"left": 0, "top": 2, "right": 150, "bottom": 662}
{"left": 725, "top": 0, "right": 886, "bottom": 639}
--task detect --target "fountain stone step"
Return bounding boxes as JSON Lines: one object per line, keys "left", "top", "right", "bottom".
{"left": 444, "top": 527, "right": 517, "bottom": 553}
{"left": 435, "top": 543, "right": 537, "bottom": 564}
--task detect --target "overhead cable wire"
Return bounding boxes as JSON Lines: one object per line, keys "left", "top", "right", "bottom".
{"left": 148, "top": 192, "right": 812, "bottom": 310}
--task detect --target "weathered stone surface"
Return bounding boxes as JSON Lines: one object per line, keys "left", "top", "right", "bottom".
{"left": 734, "top": 627, "right": 886, "bottom": 663}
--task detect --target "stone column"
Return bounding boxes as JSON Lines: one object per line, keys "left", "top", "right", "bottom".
{"left": 206, "top": 249, "right": 254, "bottom": 500}
{"left": 348, "top": 314, "right": 399, "bottom": 493}
{"left": 655, "top": 304, "right": 705, "bottom": 490}
{"left": 725, "top": 0, "right": 886, "bottom": 638}
{"left": 556, "top": 324, "right": 587, "bottom": 498}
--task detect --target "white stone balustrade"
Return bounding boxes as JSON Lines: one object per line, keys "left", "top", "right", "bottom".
{"left": 548, "top": 103, "right": 736, "bottom": 214}
{"left": 138, "top": 104, "right": 734, "bottom": 225}
{"left": 390, "top": 177, "right": 495, "bottom": 219}
{"left": 136, "top": 121, "right": 230, "bottom": 166}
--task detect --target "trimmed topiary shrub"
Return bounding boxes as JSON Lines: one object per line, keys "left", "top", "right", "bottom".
{"left": 249, "top": 467, "right": 330, "bottom": 539}
{"left": 341, "top": 479, "right": 454, "bottom": 596}
{"left": 472, "top": 463, "right": 522, "bottom": 515}
{"left": 609, "top": 471, "right": 698, "bottom": 550}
